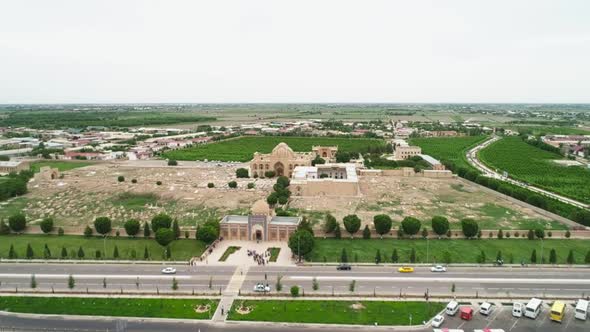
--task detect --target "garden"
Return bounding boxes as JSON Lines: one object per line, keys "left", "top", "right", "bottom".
{"left": 409, "top": 135, "right": 487, "bottom": 170}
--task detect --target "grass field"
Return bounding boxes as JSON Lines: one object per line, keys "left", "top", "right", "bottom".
{"left": 0, "top": 296, "right": 218, "bottom": 319}
{"left": 229, "top": 300, "right": 444, "bottom": 325}
{"left": 162, "top": 136, "right": 386, "bottom": 162}
{"left": 0, "top": 196, "right": 28, "bottom": 220}
{"left": 310, "top": 238, "right": 590, "bottom": 264}
{"left": 30, "top": 160, "right": 93, "bottom": 173}
{"left": 0, "top": 234, "right": 206, "bottom": 261}
{"left": 479, "top": 137, "right": 590, "bottom": 204}
{"left": 268, "top": 247, "right": 281, "bottom": 262}
{"left": 219, "top": 246, "right": 241, "bottom": 261}
{"left": 112, "top": 192, "right": 159, "bottom": 211}
{"left": 409, "top": 135, "right": 487, "bottom": 170}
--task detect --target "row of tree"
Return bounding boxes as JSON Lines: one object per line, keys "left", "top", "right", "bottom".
{"left": 6, "top": 243, "right": 160, "bottom": 260}
{"left": 0, "top": 169, "right": 33, "bottom": 202}
{"left": 266, "top": 176, "right": 291, "bottom": 206}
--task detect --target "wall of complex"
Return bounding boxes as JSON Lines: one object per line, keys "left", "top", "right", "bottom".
{"left": 359, "top": 167, "right": 453, "bottom": 179}
{"left": 291, "top": 180, "right": 359, "bottom": 197}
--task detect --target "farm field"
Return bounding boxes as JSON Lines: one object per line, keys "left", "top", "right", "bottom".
{"left": 0, "top": 234, "right": 207, "bottom": 261}
{"left": 479, "top": 137, "right": 590, "bottom": 204}
{"left": 310, "top": 238, "right": 590, "bottom": 265}
{"left": 30, "top": 160, "right": 94, "bottom": 173}
{"left": 228, "top": 300, "right": 443, "bottom": 325}
{"left": 506, "top": 125, "right": 590, "bottom": 135}
{"left": 0, "top": 296, "right": 218, "bottom": 319}
{"left": 162, "top": 136, "right": 386, "bottom": 162}
{"left": 409, "top": 135, "right": 487, "bottom": 170}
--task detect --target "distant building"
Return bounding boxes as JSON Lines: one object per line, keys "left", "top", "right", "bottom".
{"left": 291, "top": 163, "right": 360, "bottom": 197}
{"left": 393, "top": 145, "right": 422, "bottom": 160}
{"left": 0, "top": 160, "right": 29, "bottom": 175}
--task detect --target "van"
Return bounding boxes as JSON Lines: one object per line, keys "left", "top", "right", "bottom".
{"left": 575, "top": 299, "right": 589, "bottom": 320}
{"left": 479, "top": 302, "right": 493, "bottom": 316}
{"left": 550, "top": 301, "right": 566, "bottom": 323}
{"left": 512, "top": 302, "right": 524, "bottom": 317}
{"left": 460, "top": 307, "right": 474, "bottom": 320}
{"left": 446, "top": 300, "right": 459, "bottom": 316}
{"left": 525, "top": 298, "right": 543, "bottom": 319}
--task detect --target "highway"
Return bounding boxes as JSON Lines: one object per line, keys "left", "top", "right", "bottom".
{"left": 1, "top": 263, "right": 590, "bottom": 298}
{"left": 466, "top": 135, "right": 590, "bottom": 210}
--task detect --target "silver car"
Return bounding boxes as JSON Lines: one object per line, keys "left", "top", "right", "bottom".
{"left": 253, "top": 283, "right": 271, "bottom": 292}
{"left": 430, "top": 265, "right": 447, "bottom": 272}
{"left": 161, "top": 267, "right": 177, "bottom": 274}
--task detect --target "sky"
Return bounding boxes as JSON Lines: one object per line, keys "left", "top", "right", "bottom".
{"left": 1, "top": 0, "right": 589, "bottom": 104}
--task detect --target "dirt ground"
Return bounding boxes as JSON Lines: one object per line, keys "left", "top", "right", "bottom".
{"left": 19, "top": 161, "right": 557, "bottom": 230}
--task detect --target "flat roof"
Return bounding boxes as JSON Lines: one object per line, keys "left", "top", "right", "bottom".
{"left": 220, "top": 215, "right": 249, "bottom": 224}
{"left": 270, "top": 216, "right": 300, "bottom": 225}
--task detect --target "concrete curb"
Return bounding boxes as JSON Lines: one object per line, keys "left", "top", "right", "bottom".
{"left": 0, "top": 259, "right": 189, "bottom": 265}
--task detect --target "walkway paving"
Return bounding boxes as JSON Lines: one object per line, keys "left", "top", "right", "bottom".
{"left": 202, "top": 240, "right": 294, "bottom": 266}
{"left": 212, "top": 265, "right": 250, "bottom": 322}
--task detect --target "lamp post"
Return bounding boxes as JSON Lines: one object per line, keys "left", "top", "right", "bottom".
{"left": 298, "top": 234, "right": 301, "bottom": 263}
{"left": 426, "top": 237, "right": 429, "bottom": 264}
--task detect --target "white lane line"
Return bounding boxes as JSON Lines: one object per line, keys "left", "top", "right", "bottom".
{"left": 0, "top": 274, "right": 191, "bottom": 279}
{"left": 288, "top": 276, "right": 590, "bottom": 284}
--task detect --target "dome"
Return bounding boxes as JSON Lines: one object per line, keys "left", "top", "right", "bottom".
{"left": 271, "top": 143, "right": 295, "bottom": 158}
{"left": 251, "top": 199, "right": 271, "bottom": 216}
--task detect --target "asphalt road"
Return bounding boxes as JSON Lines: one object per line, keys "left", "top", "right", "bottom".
{"left": 1, "top": 263, "right": 590, "bottom": 298}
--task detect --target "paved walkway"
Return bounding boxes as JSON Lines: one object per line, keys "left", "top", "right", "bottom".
{"left": 212, "top": 265, "right": 250, "bottom": 321}
{"left": 203, "top": 240, "right": 294, "bottom": 266}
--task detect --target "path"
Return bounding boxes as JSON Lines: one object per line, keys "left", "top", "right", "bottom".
{"left": 212, "top": 265, "right": 249, "bottom": 321}
{"left": 466, "top": 135, "right": 590, "bottom": 210}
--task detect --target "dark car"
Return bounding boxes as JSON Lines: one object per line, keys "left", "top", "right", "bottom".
{"left": 336, "top": 264, "right": 351, "bottom": 271}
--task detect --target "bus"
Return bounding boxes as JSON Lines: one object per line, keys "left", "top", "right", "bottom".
{"left": 550, "top": 301, "right": 566, "bottom": 323}
{"left": 525, "top": 298, "right": 543, "bottom": 319}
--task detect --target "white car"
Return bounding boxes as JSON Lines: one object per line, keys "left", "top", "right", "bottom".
{"left": 480, "top": 302, "right": 493, "bottom": 316}
{"left": 253, "top": 283, "right": 270, "bottom": 292}
{"left": 432, "top": 314, "right": 445, "bottom": 327}
{"left": 161, "top": 267, "right": 177, "bottom": 274}
{"left": 430, "top": 265, "right": 447, "bottom": 272}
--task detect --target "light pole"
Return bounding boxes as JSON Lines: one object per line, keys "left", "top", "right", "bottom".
{"left": 297, "top": 234, "right": 301, "bottom": 263}
{"left": 426, "top": 237, "right": 429, "bottom": 264}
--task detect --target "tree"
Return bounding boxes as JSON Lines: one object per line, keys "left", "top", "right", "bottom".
{"left": 585, "top": 250, "right": 590, "bottom": 264}
{"left": 58, "top": 227, "right": 64, "bottom": 236}
{"left": 421, "top": 227, "right": 428, "bottom": 239}
{"left": 166, "top": 246, "right": 172, "bottom": 259}
{"left": 531, "top": 249, "right": 537, "bottom": 263}
{"left": 8, "top": 213, "right": 27, "bottom": 232}
{"left": 94, "top": 217, "right": 112, "bottom": 235}
{"left": 0, "top": 220, "right": 10, "bottom": 235}
{"left": 324, "top": 214, "right": 339, "bottom": 234}
{"left": 401, "top": 217, "right": 421, "bottom": 237}
{"left": 276, "top": 275, "right": 283, "bottom": 292}
{"left": 288, "top": 229, "right": 315, "bottom": 261}
{"left": 266, "top": 192, "right": 278, "bottom": 206}
{"left": 349, "top": 280, "right": 356, "bottom": 293}
{"left": 496, "top": 250, "right": 502, "bottom": 262}
{"left": 362, "top": 225, "right": 371, "bottom": 239}
{"left": 276, "top": 176, "right": 290, "bottom": 188}
{"left": 431, "top": 216, "right": 449, "bottom": 237}
{"left": 151, "top": 213, "right": 172, "bottom": 232}
{"left": 409, "top": 248, "right": 416, "bottom": 263}
{"left": 565, "top": 230, "right": 571, "bottom": 238}
{"left": 477, "top": 250, "right": 486, "bottom": 264}
{"left": 207, "top": 182, "right": 215, "bottom": 188}
{"left": 172, "top": 219, "right": 181, "bottom": 239}
{"left": 311, "top": 155, "right": 325, "bottom": 166}
{"left": 375, "top": 249, "right": 381, "bottom": 264}
{"left": 460, "top": 218, "right": 479, "bottom": 238}
{"left": 228, "top": 181, "right": 237, "bottom": 188}
{"left": 8, "top": 244, "right": 16, "bottom": 259}
{"left": 290, "top": 285, "right": 300, "bottom": 297}
{"left": 95, "top": 250, "right": 101, "bottom": 259}
{"left": 342, "top": 214, "right": 361, "bottom": 237}
{"left": 297, "top": 218, "right": 314, "bottom": 236}
{"left": 68, "top": 274, "right": 75, "bottom": 289}
{"left": 124, "top": 219, "right": 140, "bottom": 237}
{"left": 144, "top": 246, "right": 150, "bottom": 260}
{"left": 60, "top": 247, "right": 67, "bottom": 259}
{"left": 30, "top": 274, "right": 37, "bottom": 289}
{"left": 113, "top": 245, "right": 120, "bottom": 259}
{"left": 497, "top": 229, "right": 504, "bottom": 239}
{"left": 196, "top": 221, "right": 219, "bottom": 243}
{"left": 167, "top": 159, "right": 178, "bottom": 166}
{"left": 312, "top": 277, "right": 319, "bottom": 291}
{"left": 131, "top": 179, "right": 137, "bottom": 183}
{"left": 567, "top": 249, "right": 574, "bottom": 264}
{"left": 40, "top": 217, "right": 54, "bottom": 234}
{"left": 83, "top": 225, "right": 93, "bottom": 237}
{"left": 43, "top": 244, "right": 51, "bottom": 259}
{"left": 117, "top": 175, "right": 125, "bottom": 182}
{"left": 334, "top": 223, "right": 341, "bottom": 239}
{"left": 527, "top": 229, "right": 534, "bottom": 240}
{"left": 534, "top": 228, "right": 545, "bottom": 239}
{"left": 155, "top": 228, "right": 175, "bottom": 247}
{"left": 391, "top": 249, "right": 399, "bottom": 263}
{"left": 235, "top": 168, "right": 249, "bottom": 178}
{"left": 549, "top": 249, "right": 557, "bottom": 264}
{"left": 373, "top": 214, "right": 392, "bottom": 237}
{"left": 143, "top": 222, "right": 151, "bottom": 237}
{"left": 172, "top": 277, "right": 178, "bottom": 290}
{"left": 26, "top": 243, "right": 34, "bottom": 259}
{"left": 77, "top": 246, "right": 85, "bottom": 259}
{"left": 341, "top": 248, "right": 348, "bottom": 263}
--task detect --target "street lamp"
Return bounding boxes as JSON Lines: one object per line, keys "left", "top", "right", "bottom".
{"left": 297, "top": 234, "right": 301, "bottom": 263}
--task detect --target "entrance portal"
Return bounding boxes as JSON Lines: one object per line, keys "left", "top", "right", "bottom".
{"left": 255, "top": 230, "right": 262, "bottom": 241}
{"left": 274, "top": 162, "right": 284, "bottom": 176}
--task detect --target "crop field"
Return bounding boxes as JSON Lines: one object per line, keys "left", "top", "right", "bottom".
{"left": 479, "top": 137, "right": 590, "bottom": 204}
{"left": 506, "top": 125, "right": 590, "bottom": 135}
{"left": 409, "top": 135, "right": 488, "bottom": 170}
{"left": 162, "top": 136, "right": 386, "bottom": 162}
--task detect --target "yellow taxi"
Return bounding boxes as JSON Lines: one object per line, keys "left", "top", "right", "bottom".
{"left": 398, "top": 266, "right": 414, "bottom": 273}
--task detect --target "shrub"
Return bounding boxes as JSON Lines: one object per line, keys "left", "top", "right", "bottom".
{"left": 151, "top": 213, "right": 172, "bottom": 232}
{"left": 547, "top": 231, "right": 552, "bottom": 238}
{"left": 40, "top": 217, "right": 54, "bottom": 234}
{"left": 117, "top": 176, "right": 125, "bottom": 182}
{"left": 196, "top": 221, "right": 220, "bottom": 244}
{"left": 342, "top": 215, "right": 361, "bottom": 237}
{"left": 362, "top": 225, "right": 371, "bottom": 239}
{"left": 94, "top": 217, "right": 112, "bottom": 235}
{"left": 264, "top": 170, "right": 276, "bottom": 178}
{"left": 247, "top": 182, "right": 255, "bottom": 189}
{"left": 167, "top": 159, "right": 178, "bottom": 166}
{"left": 565, "top": 230, "right": 571, "bottom": 238}
{"left": 207, "top": 182, "right": 215, "bottom": 188}
{"left": 266, "top": 192, "right": 278, "bottom": 206}
{"left": 290, "top": 285, "right": 300, "bottom": 297}
{"left": 0, "top": 221, "right": 10, "bottom": 235}
{"left": 460, "top": 218, "right": 478, "bottom": 238}
{"left": 84, "top": 225, "right": 93, "bottom": 237}
{"left": 236, "top": 168, "right": 249, "bottom": 178}
{"left": 58, "top": 227, "right": 64, "bottom": 236}
{"left": 124, "top": 219, "right": 141, "bottom": 237}
{"left": 527, "top": 229, "right": 534, "bottom": 240}
{"left": 324, "top": 214, "right": 339, "bottom": 234}
{"left": 131, "top": 179, "right": 137, "bottom": 184}
{"left": 373, "top": 214, "right": 392, "bottom": 237}
{"left": 497, "top": 229, "right": 503, "bottom": 239}
{"left": 155, "top": 228, "right": 175, "bottom": 247}
{"left": 228, "top": 181, "right": 237, "bottom": 188}
{"left": 156, "top": 181, "right": 162, "bottom": 185}
{"left": 431, "top": 216, "right": 449, "bottom": 237}
{"left": 534, "top": 228, "right": 545, "bottom": 239}
{"left": 8, "top": 213, "right": 27, "bottom": 232}
{"left": 401, "top": 217, "right": 421, "bottom": 237}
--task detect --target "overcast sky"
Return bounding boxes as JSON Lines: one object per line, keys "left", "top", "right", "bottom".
{"left": 1, "top": 0, "right": 589, "bottom": 104}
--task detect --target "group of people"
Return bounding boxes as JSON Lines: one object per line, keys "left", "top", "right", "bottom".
{"left": 247, "top": 249, "right": 271, "bottom": 265}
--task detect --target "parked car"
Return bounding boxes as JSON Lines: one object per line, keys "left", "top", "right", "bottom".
{"left": 398, "top": 266, "right": 414, "bottom": 273}
{"left": 512, "top": 302, "right": 524, "bottom": 318}
{"left": 480, "top": 302, "right": 493, "bottom": 316}
{"left": 337, "top": 264, "right": 352, "bottom": 271}
{"left": 432, "top": 314, "right": 445, "bottom": 327}
{"left": 430, "top": 265, "right": 447, "bottom": 272}
{"left": 253, "top": 283, "right": 271, "bottom": 292}
{"left": 460, "top": 307, "right": 474, "bottom": 320}
{"left": 161, "top": 267, "right": 177, "bottom": 274}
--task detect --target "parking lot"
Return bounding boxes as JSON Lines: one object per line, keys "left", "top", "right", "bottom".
{"left": 438, "top": 301, "right": 589, "bottom": 332}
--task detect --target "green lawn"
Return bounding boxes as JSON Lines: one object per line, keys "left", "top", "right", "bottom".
{"left": 112, "top": 192, "right": 159, "bottom": 211}
{"left": 30, "top": 160, "right": 93, "bottom": 173}
{"left": 0, "top": 196, "right": 29, "bottom": 220}
{"left": 0, "top": 234, "right": 206, "bottom": 261}
{"left": 229, "top": 300, "right": 444, "bottom": 325}
{"left": 268, "top": 247, "right": 281, "bottom": 262}
{"left": 311, "top": 238, "right": 590, "bottom": 265}
{"left": 409, "top": 135, "right": 488, "bottom": 170}
{"left": 162, "top": 136, "right": 386, "bottom": 162}
{"left": 479, "top": 137, "right": 590, "bottom": 204}
{"left": 219, "top": 246, "right": 241, "bottom": 261}
{"left": 0, "top": 296, "right": 218, "bottom": 319}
